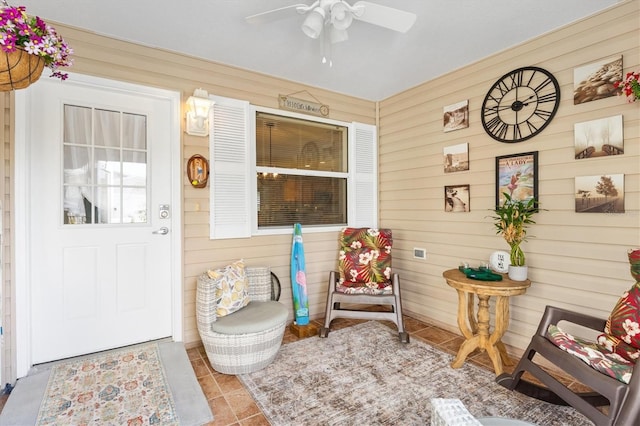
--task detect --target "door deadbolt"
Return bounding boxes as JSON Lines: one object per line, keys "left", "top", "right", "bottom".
{"left": 159, "top": 204, "right": 170, "bottom": 219}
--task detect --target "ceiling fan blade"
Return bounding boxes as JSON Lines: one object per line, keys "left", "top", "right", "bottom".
{"left": 245, "top": 4, "right": 310, "bottom": 25}
{"left": 352, "top": 1, "right": 416, "bottom": 33}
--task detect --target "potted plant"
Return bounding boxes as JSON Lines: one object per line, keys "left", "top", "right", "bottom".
{"left": 489, "top": 193, "right": 540, "bottom": 281}
{"left": 0, "top": 3, "right": 73, "bottom": 91}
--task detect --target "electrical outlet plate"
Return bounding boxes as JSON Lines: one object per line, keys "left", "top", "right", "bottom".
{"left": 413, "top": 248, "right": 426, "bottom": 259}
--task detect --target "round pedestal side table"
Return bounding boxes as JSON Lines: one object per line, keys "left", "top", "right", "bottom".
{"left": 443, "top": 268, "right": 531, "bottom": 375}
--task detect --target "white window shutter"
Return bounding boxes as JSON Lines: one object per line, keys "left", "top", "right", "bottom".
{"left": 349, "top": 122, "right": 377, "bottom": 228}
{"left": 209, "top": 95, "right": 251, "bottom": 239}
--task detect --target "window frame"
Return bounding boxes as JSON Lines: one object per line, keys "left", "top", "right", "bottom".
{"left": 208, "top": 94, "right": 377, "bottom": 240}
{"left": 251, "top": 105, "right": 352, "bottom": 236}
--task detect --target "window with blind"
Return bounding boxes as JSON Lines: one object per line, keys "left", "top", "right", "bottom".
{"left": 256, "top": 112, "right": 348, "bottom": 229}
{"left": 208, "top": 95, "right": 377, "bottom": 239}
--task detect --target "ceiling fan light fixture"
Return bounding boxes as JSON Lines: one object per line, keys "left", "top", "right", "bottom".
{"left": 330, "top": 1, "right": 353, "bottom": 30}
{"left": 301, "top": 6, "right": 325, "bottom": 39}
{"left": 329, "top": 26, "right": 348, "bottom": 43}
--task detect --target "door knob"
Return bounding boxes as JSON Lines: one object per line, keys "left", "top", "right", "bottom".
{"left": 152, "top": 227, "right": 169, "bottom": 235}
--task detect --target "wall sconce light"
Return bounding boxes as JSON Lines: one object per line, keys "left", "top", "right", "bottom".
{"left": 186, "top": 88, "right": 215, "bottom": 137}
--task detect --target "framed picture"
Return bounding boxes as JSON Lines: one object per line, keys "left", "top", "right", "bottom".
{"left": 573, "top": 55, "right": 622, "bottom": 105}
{"left": 495, "top": 151, "right": 538, "bottom": 207}
{"left": 444, "top": 184, "right": 470, "bottom": 212}
{"left": 443, "top": 100, "right": 469, "bottom": 132}
{"left": 575, "top": 174, "right": 624, "bottom": 213}
{"left": 443, "top": 142, "right": 469, "bottom": 173}
{"left": 574, "top": 115, "right": 624, "bottom": 159}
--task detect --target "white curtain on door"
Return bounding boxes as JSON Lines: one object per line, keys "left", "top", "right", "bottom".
{"left": 63, "top": 106, "right": 146, "bottom": 223}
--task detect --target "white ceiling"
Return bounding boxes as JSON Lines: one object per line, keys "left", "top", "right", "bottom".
{"left": 21, "top": 0, "right": 620, "bottom": 101}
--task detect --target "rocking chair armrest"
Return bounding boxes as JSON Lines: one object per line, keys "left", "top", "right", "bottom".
{"left": 535, "top": 305, "right": 607, "bottom": 337}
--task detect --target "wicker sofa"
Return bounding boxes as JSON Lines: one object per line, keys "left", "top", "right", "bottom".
{"left": 196, "top": 266, "right": 288, "bottom": 374}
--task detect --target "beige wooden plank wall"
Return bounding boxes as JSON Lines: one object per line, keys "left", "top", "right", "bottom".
{"left": 378, "top": 0, "right": 640, "bottom": 351}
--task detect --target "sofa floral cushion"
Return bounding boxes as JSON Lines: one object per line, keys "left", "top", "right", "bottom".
{"left": 207, "top": 259, "right": 250, "bottom": 317}
{"left": 547, "top": 324, "right": 634, "bottom": 384}
{"left": 596, "top": 281, "right": 640, "bottom": 362}
{"left": 337, "top": 228, "right": 393, "bottom": 295}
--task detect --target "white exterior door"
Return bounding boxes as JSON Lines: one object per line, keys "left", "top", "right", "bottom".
{"left": 17, "top": 75, "right": 181, "bottom": 366}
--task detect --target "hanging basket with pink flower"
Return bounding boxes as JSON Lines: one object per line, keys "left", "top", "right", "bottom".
{"left": 0, "top": 1, "right": 73, "bottom": 91}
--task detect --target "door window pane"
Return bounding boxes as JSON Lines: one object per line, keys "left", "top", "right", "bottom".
{"left": 123, "top": 113, "right": 147, "bottom": 150}
{"left": 122, "top": 187, "right": 147, "bottom": 223}
{"left": 62, "top": 104, "right": 148, "bottom": 225}
{"left": 94, "top": 109, "right": 121, "bottom": 147}
{"left": 63, "top": 105, "right": 91, "bottom": 145}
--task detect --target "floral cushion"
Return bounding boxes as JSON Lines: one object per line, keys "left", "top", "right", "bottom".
{"left": 337, "top": 228, "right": 393, "bottom": 295}
{"left": 597, "top": 281, "right": 640, "bottom": 362}
{"left": 207, "top": 259, "right": 250, "bottom": 317}
{"left": 547, "top": 324, "right": 634, "bottom": 384}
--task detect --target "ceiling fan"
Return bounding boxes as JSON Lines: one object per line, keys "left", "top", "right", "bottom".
{"left": 246, "top": 1, "right": 416, "bottom": 65}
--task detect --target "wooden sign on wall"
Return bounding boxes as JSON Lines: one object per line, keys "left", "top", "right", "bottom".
{"left": 278, "top": 94, "right": 329, "bottom": 117}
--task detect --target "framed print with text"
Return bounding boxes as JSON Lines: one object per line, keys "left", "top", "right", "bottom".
{"left": 495, "top": 151, "right": 538, "bottom": 207}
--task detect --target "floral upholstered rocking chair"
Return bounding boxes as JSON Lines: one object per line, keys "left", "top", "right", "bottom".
{"left": 319, "top": 227, "right": 409, "bottom": 343}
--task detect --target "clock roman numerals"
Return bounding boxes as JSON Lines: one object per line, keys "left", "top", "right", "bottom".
{"left": 533, "top": 108, "right": 552, "bottom": 119}
{"left": 537, "top": 92, "right": 557, "bottom": 103}
{"left": 496, "top": 80, "right": 511, "bottom": 97}
{"left": 533, "top": 76, "right": 554, "bottom": 93}
{"left": 509, "top": 69, "right": 524, "bottom": 89}
{"left": 484, "top": 117, "right": 533, "bottom": 142}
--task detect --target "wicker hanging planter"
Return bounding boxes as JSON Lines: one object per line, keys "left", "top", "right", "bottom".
{"left": 0, "top": 3, "right": 73, "bottom": 91}
{"left": 0, "top": 48, "right": 45, "bottom": 91}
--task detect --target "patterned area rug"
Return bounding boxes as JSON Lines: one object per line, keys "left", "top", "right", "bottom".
{"left": 36, "top": 342, "right": 178, "bottom": 425}
{"left": 239, "top": 321, "right": 591, "bottom": 425}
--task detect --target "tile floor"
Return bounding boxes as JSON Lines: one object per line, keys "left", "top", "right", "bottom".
{"left": 0, "top": 314, "right": 591, "bottom": 425}
{"left": 188, "top": 315, "right": 592, "bottom": 426}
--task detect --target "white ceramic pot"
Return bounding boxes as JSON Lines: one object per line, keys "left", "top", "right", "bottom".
{"left": 508, "top": 265, "right": 528, "bottom": 281}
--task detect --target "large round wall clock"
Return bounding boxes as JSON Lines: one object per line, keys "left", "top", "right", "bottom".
{"left": 481, "top": 66, "right": 560, "bottom": 143}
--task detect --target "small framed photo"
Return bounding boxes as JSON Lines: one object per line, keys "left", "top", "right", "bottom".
{"left": 443, "top": 100, "right": 469, "bottom": 132}
{"left": 495, "top": 151, "right": 538, "bottom": 207}
{"left": 443, "top": 142, "right": 469, "bottom": 173}
{"left": 573, "top": 55, "right": 622, "bottom": 105}
{"left": 574, "top": 115, "right": 624, "bottom": 159}
{"left": 444, "top": 184, "right": 470, "bottom": 212}
{"left": 575, "top": 174, "right": 624, "bottom": 213}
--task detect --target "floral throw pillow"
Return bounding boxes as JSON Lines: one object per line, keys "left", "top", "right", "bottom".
{"left": 207, "top": 259, "right": 250, "bottom": 317}
{"left": 597, "top": 281, "right": 640, "bottom": 363}
{"left": 338, "top": 228, "right": 392, "bottom": 290}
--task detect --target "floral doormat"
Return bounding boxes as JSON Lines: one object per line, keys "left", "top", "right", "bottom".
{"left": 239, "top": 321, "right": 591, "bottom": 425}
{"left": 36, "top": 342, "right": 178, "bottom": 425}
